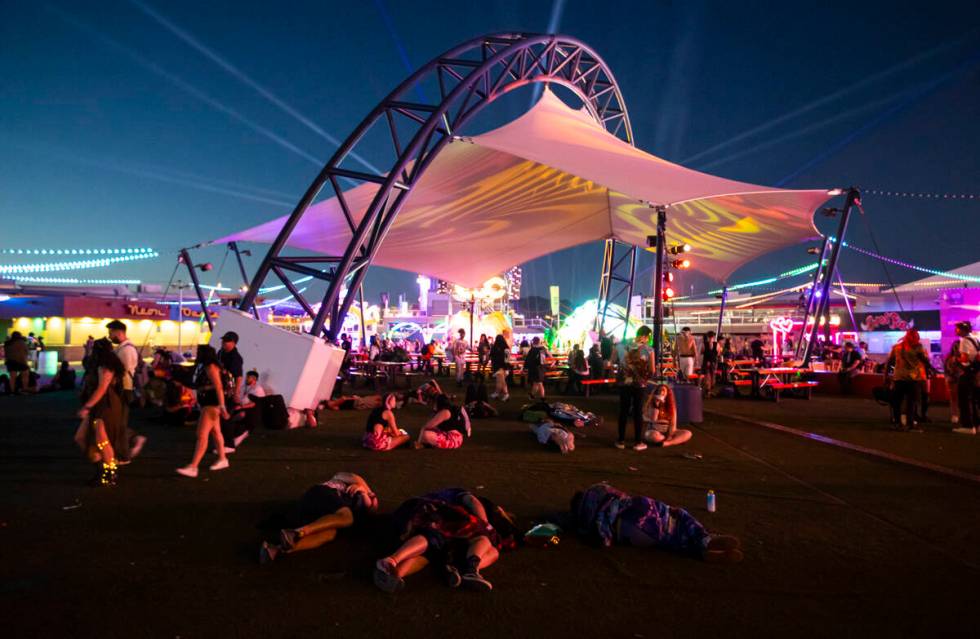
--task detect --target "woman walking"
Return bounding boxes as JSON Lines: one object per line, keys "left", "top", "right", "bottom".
{"left": 489, "top": 334, "right": 511, "bottom": 401}
{"left": 177, "top": 345, "right": 231, "bottom": 477}
{"left": 76, "top": 339, "right": 128, "bottom": 486}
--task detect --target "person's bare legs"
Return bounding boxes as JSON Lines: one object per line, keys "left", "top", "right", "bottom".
{"left": 460, "top": 535, "right": 498, "bottom": 590}
{"left": 375, "top": 535, "right": 429, "bottom": 591}
{"left": 661, "top": 429, "right": 692, "bottom": 447}
{"left": 386, "top": 433, "right": 412, "bottom": 450}
{"left": 416, "top": 428, "right": 440, "bottom": 448}
{"left": 293, "top": 507, "right": 354, "bottom": 538}
{"left": 283, "top": 528, "right": 337, "bottom": 553}
{"left": 185, "top": 407, "right": 223, "bottom": 469}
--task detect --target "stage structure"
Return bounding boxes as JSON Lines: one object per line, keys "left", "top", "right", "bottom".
{"left": 594, "top": 239, "right": 637, "bottom": 339}
{"left": 238, "top": 33, "right": 634, "bottom": 339}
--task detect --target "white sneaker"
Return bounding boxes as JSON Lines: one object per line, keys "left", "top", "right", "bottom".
{"left": 176, "top": 466, "right": 198, "bottom": 478}
{"left": 233, "top": 431, "right": 250, "bottom": 448}
{"left": 501, "top": 394, "right": 509, "bottom": 402}
{"left": 614, "top": 441, "right": 626, "bottom": 450}
{"left": 489, "top": 392, "right": 499, "bottom": 400}
{"left": 633, "top": 442, "right": 649, "bottom": 451}
{"left": 209, "top": 458, "right": 230, "bottom": 471}
{"left": 952, "top": 427, "right": 977, "bottom": 435}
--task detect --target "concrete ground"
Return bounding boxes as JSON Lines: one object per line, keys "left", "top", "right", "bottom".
{"left": 1, "top": 383, "right": 979, "bottom": 638}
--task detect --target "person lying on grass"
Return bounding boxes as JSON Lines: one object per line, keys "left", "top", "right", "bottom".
{"left": 322, "top": 393, "right": 404, "bottom": 411}
{"left": 373, "top": 489, "right": 518, "bottom": 593}
{"left": 529, "top": 419, "right": 575, "bottom": 454}
{"left": 413, "top": 394, "right": 471, "bottom": 449}
{"left": 642, "top": 384, "right": 693, "bottom": 447}
{"left": 571, "top": 483, "right": 741, "bottom": 563}
{"left": 361, "top": 393, "right": 411, "bottom": 451}
{"left": 259, "top": 472, "right": 378, "bottom": 563}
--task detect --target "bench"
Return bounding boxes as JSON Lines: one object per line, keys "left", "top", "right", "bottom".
{"left": 582, "top": 378, "right": 618, "bottom": 397}
{"left": 765, "top": 380, "right": 820, "bottom": 401}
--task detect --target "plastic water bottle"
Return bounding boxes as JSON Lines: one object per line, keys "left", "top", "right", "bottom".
{"left": 706, "top": 490, "right": 716, "bottom": 513}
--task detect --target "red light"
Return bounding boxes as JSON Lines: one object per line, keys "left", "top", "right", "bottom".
{"left": 664, "top": 287, "right": 675, "bottom": 299}
{"left": 672, "top": 259, "right": 691, "bottom": 269}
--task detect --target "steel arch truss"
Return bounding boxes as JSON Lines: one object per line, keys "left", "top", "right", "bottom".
{"left": 239, "top": 33, "right": 633, "bottom": 338}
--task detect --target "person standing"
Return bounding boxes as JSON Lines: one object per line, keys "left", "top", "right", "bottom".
{"left": 106, "top": 320, "right": 145, "bottom": 460}
{"left": 884, "top": 329, "right": 930, "bottom": 431}
{"left": 477, "top": 334, "right": 491, "bottom": 374}
{"left": 617, "top": 325, "right": 655, "bottom": 451}
{"left": 452, "top": 329, "right": 468, "bottom": 386}
{"left": 3, "top": 331, "right": 30, "bottom": 394}
{"left": 217, "top": 331, "right": 244, "bottom": 408}
{"left": 838, "top": 342, "right": 864, "bottom": 394}
{"left": 177, "top": 344, "right": 231, "bottom": 477}
{"left": 675, "top": 327, "right": 697, "bottom": 380}
{"left": 524, "top": 336, "right": 548, "bottom": 401}
{"left": 952, "top": 321, "right": 979, "bottom": 435}
{"left": 750, "top": 334, "right": 766, "bottom": 366}
{"left": 489, "top": 334, "right": 511, "bottom": 401}
{"left": 587, "top": 343, "right": 605, "bottom": 380}
{"left": 701, "top": 331, "right": 718, "bottom": 396}
{"left": 76, "top": 339, "right": 127, "bottom": 486}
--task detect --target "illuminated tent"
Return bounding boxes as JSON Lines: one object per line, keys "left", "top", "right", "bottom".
{"left": 219, "top": 89, "right": 832, "bottom": 287}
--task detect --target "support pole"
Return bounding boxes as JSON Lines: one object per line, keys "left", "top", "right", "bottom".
{"left": 796, "top": 237, "right": 829, "bottom": 359}
{"left": 228, "top": 242, "right": 258, "bottom": 319}
{"left": 621, "top": 246, "right": 636, "bottom": 341}
{"left": 179, "top": 249, "right": 214, "bottom": 333}
{"left": 469, "top": 297, "right": 475, "bottom": 349}
{"left": 651, "top": 206, "right": 667, "bottom": 373}
{"left": 716, "top": 286, "right": 728, "bottom": 338}
{"left": 802, "top": 189, "right": 859, "bottom": 367}
{"left": 358, "top": 284, "right": 367, "bottom": 349}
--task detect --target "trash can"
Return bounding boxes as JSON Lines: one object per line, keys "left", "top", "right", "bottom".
{"left": 670, "top": 383, "right": 703, "bottom": 424}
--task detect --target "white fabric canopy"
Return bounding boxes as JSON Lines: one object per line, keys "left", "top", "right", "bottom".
{"left": 219, "top": 89, "right": 832, "bottom": 287}
{"left": 889, "top": 260, "right": 980, "bottom": 292}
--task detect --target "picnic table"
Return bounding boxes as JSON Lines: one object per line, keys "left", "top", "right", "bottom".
{"left": 754, "top": 367, "right": 818, "bottom": 401}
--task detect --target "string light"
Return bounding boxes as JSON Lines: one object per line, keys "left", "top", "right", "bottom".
{"left": 0, "top": 250, "right": 159, "bottom": 274}
{"left": 863, "top": 189, "right": 978, "bottom": 200}
{"left": 0, "top": 247, "right": 156, "bottom": 256}
{"left": 10, "top": 276, "right": 141, "bottom": 285}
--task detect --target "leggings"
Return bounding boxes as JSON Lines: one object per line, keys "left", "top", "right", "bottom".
{"left": 891, "top": 380, "right": 920, "bottom": 424}
{"left": 618, "top": 386, "right": 646, "bottom": 443}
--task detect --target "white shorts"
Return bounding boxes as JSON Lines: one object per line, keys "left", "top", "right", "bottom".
{"left": 678, "top": 356, "right": 695, "bottom": 378}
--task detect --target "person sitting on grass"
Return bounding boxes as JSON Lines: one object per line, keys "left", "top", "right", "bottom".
{"left": 260, "top": 472, "right": 378, "bottom": 564}
{"left": 571, "top": 483, "right": 742, "bottom": 563}
{"left": 414, "top": 394, "right": 471, "bottom": 449}
{"left": 529, "top": 419, "right": 575, "bottom": 454}
{"left": 373, "top": 489, "right": 517, "bottom": 592}
{"left": 642, "top": 384, "right": 693, "bottom": 447}
{"left": 410, "top": 379, "right": 444, "bottom": 408}
{"left": 362, "top": 393, "right": 411, "bottom": 451}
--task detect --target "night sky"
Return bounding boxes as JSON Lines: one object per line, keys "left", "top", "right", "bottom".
{"left": 2, "top": 1, "right": 978, "bottom": 308}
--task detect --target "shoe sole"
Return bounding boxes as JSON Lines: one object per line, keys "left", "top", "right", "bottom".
{"left": 373, "top": 567, "right": 404, "bottom": 593}
{"left": 462, "top": 575, "right": 493, "bottom": 591}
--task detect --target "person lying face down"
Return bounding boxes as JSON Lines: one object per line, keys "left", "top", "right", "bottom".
{"left": 570, "top": 483, "right": 741, "bottom": 563}
{"left": 373, "top": 488, "right": 518, "bottom": 593}
{"left": 361, "top": 393, "right": 411, "bottom": 451}
{"left": 413, "top": 394, "right": 471, "bottom": 449}
{"left": 642, "top": 384, "right": 693, "bottom": 447}
{"left": 259, "top": 472, "right": 378, "bottom": 564}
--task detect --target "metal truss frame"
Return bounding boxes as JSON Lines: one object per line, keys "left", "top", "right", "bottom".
{"left": 239, "top": 33, "right": 633, "bottom": 339}
{"left": 594, "top": 238, "right": 637, "bottom": 339}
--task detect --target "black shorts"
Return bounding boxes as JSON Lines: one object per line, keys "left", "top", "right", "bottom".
{"left": 5, "top": 361, "right": 28, "bottom": 373}
{"left": 527, "top": 369, "right": 545, "bottom": 384}
{"left": 297, "top": 486, "right": 348, "bottom": 524}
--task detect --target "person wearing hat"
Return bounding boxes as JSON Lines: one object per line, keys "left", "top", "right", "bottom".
{"left": 217, "top": 331, "right": 244, "bottom": 409}
{"left": 106, "top": 319, "right": 146, "bottom": 460}
{"left": 952, "top": 321, "right": 980, "bottom": 435}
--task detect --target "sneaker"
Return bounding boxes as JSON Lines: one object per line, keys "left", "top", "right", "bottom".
{"left": 633, "top": 442, "right": 648, "bottom": 451}
{"left": 461, "top": 569, "right": 493, "bottom": 591}
{"left": 233, "top": 431, "right": 250, "bottom": 448}
{"left": 259, "top": 541, "right": 279, "bottom": 564}
{"left": 953, "top": 427, "right": 977, "bottom": 435}
{"left": 501, "top": 394, "right": 509, "bottom": 402}
{"left": 209, "top": 458, "right": 230, "bottom": 471}
{"left": 130, "top": 435, "right": 147, "bottom": 458}
{"left": 489, "top": 392, "right": 499, "bottom": 400}
{"left": 279, "top": 528, "right": 299, "bottom": 550}
{"left": 445, "top": 564, "right": 462, "bottom": 588}
{"left": 223, "top": 446, "right": 236, "bottom": 455}
{"left": 176, "top": 465, "right": 198, "bottom": 478}
{"left": 373, "top": 559, "right": 404, "bottom": 593}
{"left": 614, "top": 441, "right": 626, "bottom": 450}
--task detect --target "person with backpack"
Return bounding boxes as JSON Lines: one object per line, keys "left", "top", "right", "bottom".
{"left": 952, "top": 321, "right": 980, "bottom": 435}
{"left": 176, "top": 344, "right": 231, "bottom": 477}
{"left": 106, "top": 320, "right": 146, "bottom": 461}
{"left": 452, "top": 329, "right": 469, "bottom": 386}
{"left": 617, "top": 325, "right": 655, "bottom": 451}
{"left": 524, "top": 336, "right": 549, "bottom": 401}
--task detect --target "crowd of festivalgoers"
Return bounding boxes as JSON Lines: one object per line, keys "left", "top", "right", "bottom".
{"left": 6, "top": 314, "right": 980, "bottom": 594}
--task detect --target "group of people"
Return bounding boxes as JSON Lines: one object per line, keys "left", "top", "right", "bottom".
{"left": 885, "top": 323, "right": 980, "bottom": 434}
{"left": 257, "top": 474, "right": 742, "bottom": 593}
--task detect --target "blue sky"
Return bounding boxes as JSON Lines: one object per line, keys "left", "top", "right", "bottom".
{"left": 2, "top": 0, "right": 978, "bottom": 306}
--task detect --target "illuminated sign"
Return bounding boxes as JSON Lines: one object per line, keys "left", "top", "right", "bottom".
{"left": 125, "top": 303, "right": 166, "bottom": 318}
